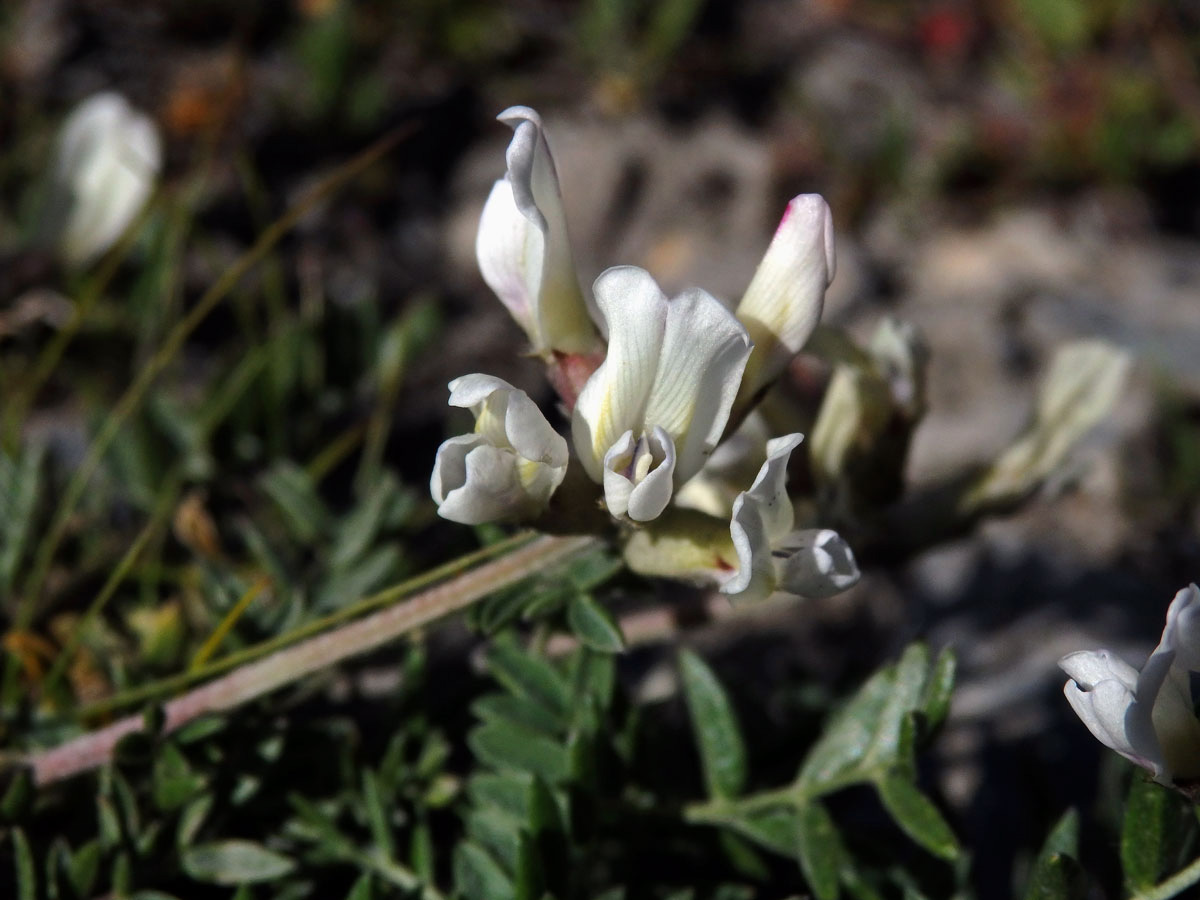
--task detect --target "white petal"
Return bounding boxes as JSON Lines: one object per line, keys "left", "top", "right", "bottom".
{"left": 740, "top": 433, "right": 803, "bottom": 544}
{"left": 504, "top": 389, "right": 569, "bottom": 468}
{"left": 448, "top": 373, "right": 520, "bottom": 410}
{"left": 52, "top": 92, "right": 161, "bottom": 266}
{"left": 722, "top": 492, "right": 774, "bottom": 603}
{"left": 1061, "top": 649, "right": 1165, "bottom": 779}
{"left": 775, "top": 528, "right": 861, "bottom": 599}
{"left": 430, "top": 433, "right": 483, "bottom": 507}
{"left": 1059, "top": 648, "right": 1140, "bottom": 692}
{"left": 736, "top": 195, "right": 834, "bottom": 401}
{"left": 476, "top": 107, "right": 594, "bottom": 354}
{"left": 1062, "top": 679, "right": 1153, "bottom": 768}
{"left": 643, "top": 287, "right": 753, "bottom": 482}
{"left": 434, "top": 442, "right": 528, "bottom": 524}
{"left": 448, "top": 374, "right": 567, "bottom": 468}
{"left": 600, "top": 427, "right": 677, "bottom": 522}
{"left": 601, "top": 430, "right": 638, "bottom": 519}
{"left": 1160, "top": 583, "right": 1200, "bottom": 674}
{"left": 1145, "top": 585, "right": 1200, "bottom": 780}
{"left": 475, "top": 179, "right": 538, "bottom": 337}
{"left": 627, "top": 427, "right": 677, "bottom": 522}
{"left": 436, "top": 375, "right": 567, "bottom": 523}
{"left": 572, "top": 267, "right": 669, "bottom": 479}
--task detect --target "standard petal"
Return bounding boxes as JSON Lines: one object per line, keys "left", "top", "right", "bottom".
{"left": 1160, "top": 583, "right": 1200, "bottom": 674}
{"left": 642, "top": 286, "right": 753, "bottom": 483}
{"left": 740, "top": 433, "right": 803, "bottom": 544}
{"left": 774, "top": 528, "right": 861, "bottom": 599}
{"left": 1146, "top": 584, "right": 1200, "bottom": 780}
{"left": 722, "top": 492, "right": 775, "bottom": 603}
{"left": 735, "top": 194, "right": 835, "bottom": 402}
{"left": 626, "top": 427, "right": 677, "bottom": 522}
{"left": 572, "top": 267, "right": 669, "bottom": 479}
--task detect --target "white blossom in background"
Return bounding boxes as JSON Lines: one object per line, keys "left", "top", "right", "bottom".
{"left": 571, "top": 266, "right": 752, "bottom": 523}
{"left": 49, "top": 92, "right": 162, "bottom": 266}
{"left": 734, "top": 194, "right": 836, "bottom": 405}
{"left": 431, "top": 375, "right": 568, "bottom": 525}
{"left": 1061, "top": 584, "right": 1200, "bottom": 786}
{"left": 722, "top": 433, "right": 860, "bottom": 603}
{"left": 475, "top": 106, "right": 598, "bottom": 357}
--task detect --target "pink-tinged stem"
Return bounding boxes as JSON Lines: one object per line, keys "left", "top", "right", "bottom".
{"left": 26, "top": 534, "right": 596, "bottom": 786}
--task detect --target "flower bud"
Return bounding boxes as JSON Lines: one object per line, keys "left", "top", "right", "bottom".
{"left": 475, "top": 107, "right": 599, "bottom": 357}
{"left": 735, "top": 195, "right": 835, "bottom": 405}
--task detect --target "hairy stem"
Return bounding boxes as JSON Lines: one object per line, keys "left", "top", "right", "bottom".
{"left": 25, "top": 534, "right": 595, "bottom": 786}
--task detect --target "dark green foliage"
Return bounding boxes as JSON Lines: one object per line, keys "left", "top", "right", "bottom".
{"left": 1023, "top": 809, "right": 1086, "bottom": 900}
{"left": 1120, "top": 774, "right": 1199, "bottom": 893}
{"left": 683, "top": 644, "right": 962, "bottom": 899}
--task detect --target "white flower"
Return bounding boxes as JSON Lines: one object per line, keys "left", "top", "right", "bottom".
{"left": 475, "top": 106, "right": 598, "bottom": 356}
{"left": 48, "top": 92, "right": 162, "bottom": 266}
{"left": 571, "top": 266, "right": 753, "bottom": 523}
{"left": 722, "top": 433, "right": 861, "bottom": 603}
{"left": 430, "top": 375, "right": 568, "bottom": 524}
{"left": 1061, "top": 584, "right": 1200, "bottom": 785}
{"left": 735, "top": 194, "right": 836, "bottom": 405}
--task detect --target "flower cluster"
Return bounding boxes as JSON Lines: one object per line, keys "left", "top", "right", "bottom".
{"left": 432, "top": 106, "right": 858, "bottom": 603}
{"left": 1061, "top": 584, "right": 1200, "bottom": 790}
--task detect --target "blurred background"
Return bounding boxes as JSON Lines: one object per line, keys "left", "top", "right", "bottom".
{"left": 2, "top": 0, "right": 1200, "bottom": 896}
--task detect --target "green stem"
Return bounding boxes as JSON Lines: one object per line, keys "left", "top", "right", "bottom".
{"left": 1131, "top": 855, "right": 1200, "bottom": 900}
{"left": 25, "top": 534, "right": 595, "bottom": 785}
{"left": 683, "top": 784, "right": 800, "bottom": 825}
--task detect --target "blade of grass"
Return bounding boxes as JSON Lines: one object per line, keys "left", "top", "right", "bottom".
{"left": 39, "top": 471, "right": 183, "bottom": 699}
{"left": 12, "top": 124, "right": 412, "bottom": 665}
{"left": 1, "top": 197, "right": 158, "bottom": 451}
{"left": 188, "top": 577, "right": 270, "bottom": 671}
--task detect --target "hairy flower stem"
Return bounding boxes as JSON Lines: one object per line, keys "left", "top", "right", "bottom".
{"left": 25, "top": 534, "right": 595, "bottom": 786}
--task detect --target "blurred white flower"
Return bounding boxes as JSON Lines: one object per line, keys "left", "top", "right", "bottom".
{"left": 431, "top": 375, "right": 568, "bottom": 524}
{"left": 970, "top": 340, "right": 1130, "bottom": 509}
{"left": 49, "top": 92, "right": 162, "bottom": 266}
{"left": 722, "top": 433, "right": 860, "bottom": 603}
{"left": 475, "top": 106, "right": 598, "bottom": 357}
{"left": 571, "top": 266, "right": 752, "bottom": 522}
{"left": 1061, "top": 584, "right": 1200, "bottom": 786}
{"left": 735, "top": 194, "right": 836, "bottom": 405}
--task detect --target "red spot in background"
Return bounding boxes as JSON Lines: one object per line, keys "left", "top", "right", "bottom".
{"left": 919, "top": 7, "right": 973, "bottom": 60}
